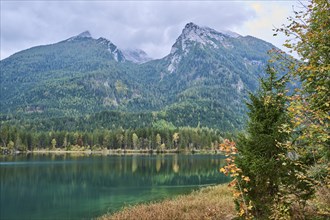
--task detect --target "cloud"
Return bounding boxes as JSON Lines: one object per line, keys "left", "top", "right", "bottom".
{"left": 234, "top": 1, "right": 301, "bottom": 53}
{"left": 0, "top": 1, "right": 297, "bottom": 60}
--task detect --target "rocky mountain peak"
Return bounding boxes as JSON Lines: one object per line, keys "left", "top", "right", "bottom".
{"left": 170, "top": 22, "right": 241, "bottom": 55}
{"left": 66, "top": 31, "right": 92, "bottom": 42}
{"left": 77, "top": 31, "right": 92, "bottom": 38}
{"left": 96, "top": 37, "right": 126, "bottom": 62}
{"left": 168, "top": 22, "right": 240, "bottom": 73}
{"left": 183, "top": 22, "right": 199, "bottom": 32}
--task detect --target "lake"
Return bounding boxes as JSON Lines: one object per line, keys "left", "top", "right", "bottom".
{"left": 0, "top": 153, "right": 229, "bottom": 220}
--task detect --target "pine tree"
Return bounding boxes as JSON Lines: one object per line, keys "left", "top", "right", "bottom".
{"left": 235, "top": 66, "right": 297, "bottom": 218}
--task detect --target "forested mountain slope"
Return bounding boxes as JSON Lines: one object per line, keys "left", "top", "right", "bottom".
{"left": 0, "top": 23, "right": 278, "bottom": 131}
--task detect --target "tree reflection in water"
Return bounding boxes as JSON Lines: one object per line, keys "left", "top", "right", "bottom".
{"left": 0, "top": 154, "right": 230, "bottom": 220}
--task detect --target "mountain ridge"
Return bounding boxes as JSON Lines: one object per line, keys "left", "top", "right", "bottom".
{"left": 0, "top": 22, "right": 278, "bottom": 131}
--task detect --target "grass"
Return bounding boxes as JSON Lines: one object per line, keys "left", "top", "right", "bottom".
{"left": 291, "top": 185, "right": 330, "bottom": 219}
{"left": 98, "top": 183, "right": 329, "bottom": 220}
{"left": 98, "top": 184, "right": 235, "bottom": 220}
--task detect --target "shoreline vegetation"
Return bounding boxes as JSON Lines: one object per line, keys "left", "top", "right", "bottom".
{"left": 0, "top": 125, "right": 231, "bottom": 157}
{"left": 0, "top": 146, "right": 220, "bottom": 156}
{"left": 98, "top": 184, "right": 329, "bottom": 220}
{"left": 98, "top": 184, "right": 235, "bottom": 220}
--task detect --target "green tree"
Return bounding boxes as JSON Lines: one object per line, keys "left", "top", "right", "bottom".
{"left": 0, "top": 125, "right": 9, "bottom": 147}
{"left": 116, "top": 132, "right": 124, "bottom": 149}
{"left": 165, "top": 130, "right": 172, "bottom": 149}
{"left": 8, "top": 140, "right": 14, "bottom": 151}
{"left": 234, "top": 66, "right": 312, "bottom": 218}
{"left": 102, "top": 130, "right": 111, "bottom": 149}
{"left": 15, "top": 134, "right": 25, "bottom": 151}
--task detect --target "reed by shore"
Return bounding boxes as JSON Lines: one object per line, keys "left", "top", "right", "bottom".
{"left": 98, "top": 184, "right": 235, "bottom": 220}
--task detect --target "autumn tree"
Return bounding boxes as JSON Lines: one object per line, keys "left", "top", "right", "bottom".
{"left": 51, "top": 138, "right": 56, "bottom": 149}
{"left": 274, "top": 0, "right": 329, "bottom": 183}
{"left": 156, "top": 133, "right": 162, "bottom": 150}
{"left": 132, "top": 133, "right": 139, "bottom": 149}
{"left": 172, "top": 132, "right": 179, "bottom": 149}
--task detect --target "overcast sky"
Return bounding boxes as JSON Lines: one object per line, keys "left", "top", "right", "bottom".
{"left": 0, "top": 1, "right": 302, "bottom": 60}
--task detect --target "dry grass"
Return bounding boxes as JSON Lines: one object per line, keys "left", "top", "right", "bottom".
{"left": 98, "top": 184, "right": 235, "bottom": 220}
{"left": 291, "top": 185, "right": 330, "bottom": 220}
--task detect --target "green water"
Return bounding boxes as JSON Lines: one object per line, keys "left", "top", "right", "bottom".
{"left": 0, "top": 154, "right": 229, "bottom": 220}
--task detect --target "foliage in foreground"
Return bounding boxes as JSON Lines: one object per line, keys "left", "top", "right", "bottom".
{"left": 221, "top": 67, "right": 313, "bottom": 219}
{"left": 275, "top": 0, "right": 330, "bottom": 216}
{"left": 233, "top": 66, "right": 297, "bottom": 218}
{"left": 220, "top": 0, "right": 329, "bottom": 219}
{"left": 277, "top": 0, "right": 330, "bottom": 184}
{"left": 100, "top": 183, "right": 328, "bottom": 220}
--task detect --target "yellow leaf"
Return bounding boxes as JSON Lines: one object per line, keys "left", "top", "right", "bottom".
{"left": 233, "top": 191, "right": 242, "bottom": 198}
{"left": 230, "top": 169, "right": 236, "bottom": 173}
{"left": 239, "top": 209, "right": 245, "bottom": 216}
{"left": 243, "top": 176, "right": 250, "bottom": 182}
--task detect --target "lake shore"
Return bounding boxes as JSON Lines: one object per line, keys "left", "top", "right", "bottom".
{"left": 2, "top": 147, "right": 220, "bottom": 155}
{"left": 98, "top": 184, "right": 235, "bottom": 220}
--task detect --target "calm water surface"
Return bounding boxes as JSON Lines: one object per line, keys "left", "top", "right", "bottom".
{"left": 0, "top": 154, "right": 229, "bottom": 220}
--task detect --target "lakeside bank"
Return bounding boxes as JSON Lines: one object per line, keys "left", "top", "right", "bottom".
{"left": 98, "top": 183, "right": 330, "bottom": 220}
{"left": 1, "top": 147, "right": 220, "bottom": 156}
{"left": 98, "top": 184, "right": 235, "bottom": 220}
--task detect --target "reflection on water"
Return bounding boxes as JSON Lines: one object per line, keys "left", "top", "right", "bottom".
{"left": 0, "top": 154, "right": 229, "bottom": 220}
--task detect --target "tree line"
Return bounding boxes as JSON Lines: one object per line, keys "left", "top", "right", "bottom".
{"left": 0, "top": 125, "right": 233, "bottom": 152}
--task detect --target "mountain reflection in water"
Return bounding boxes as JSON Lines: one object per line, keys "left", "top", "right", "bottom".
{"left": 0, "top": 154, "right": 229, "bottom": 220}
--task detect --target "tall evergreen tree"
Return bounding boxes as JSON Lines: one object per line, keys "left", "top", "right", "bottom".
{"left": 234, "top": 66, "right": 311, "bottom": 218}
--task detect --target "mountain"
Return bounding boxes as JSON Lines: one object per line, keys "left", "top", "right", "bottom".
{"left": 0, "top": 31, "right": 138, "bottom": 116}
{"left": 132, "top": 22, "right": 276, "bottom": 129}
{"left": 0, "top": 23, "right": 278, "bottom": 131}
